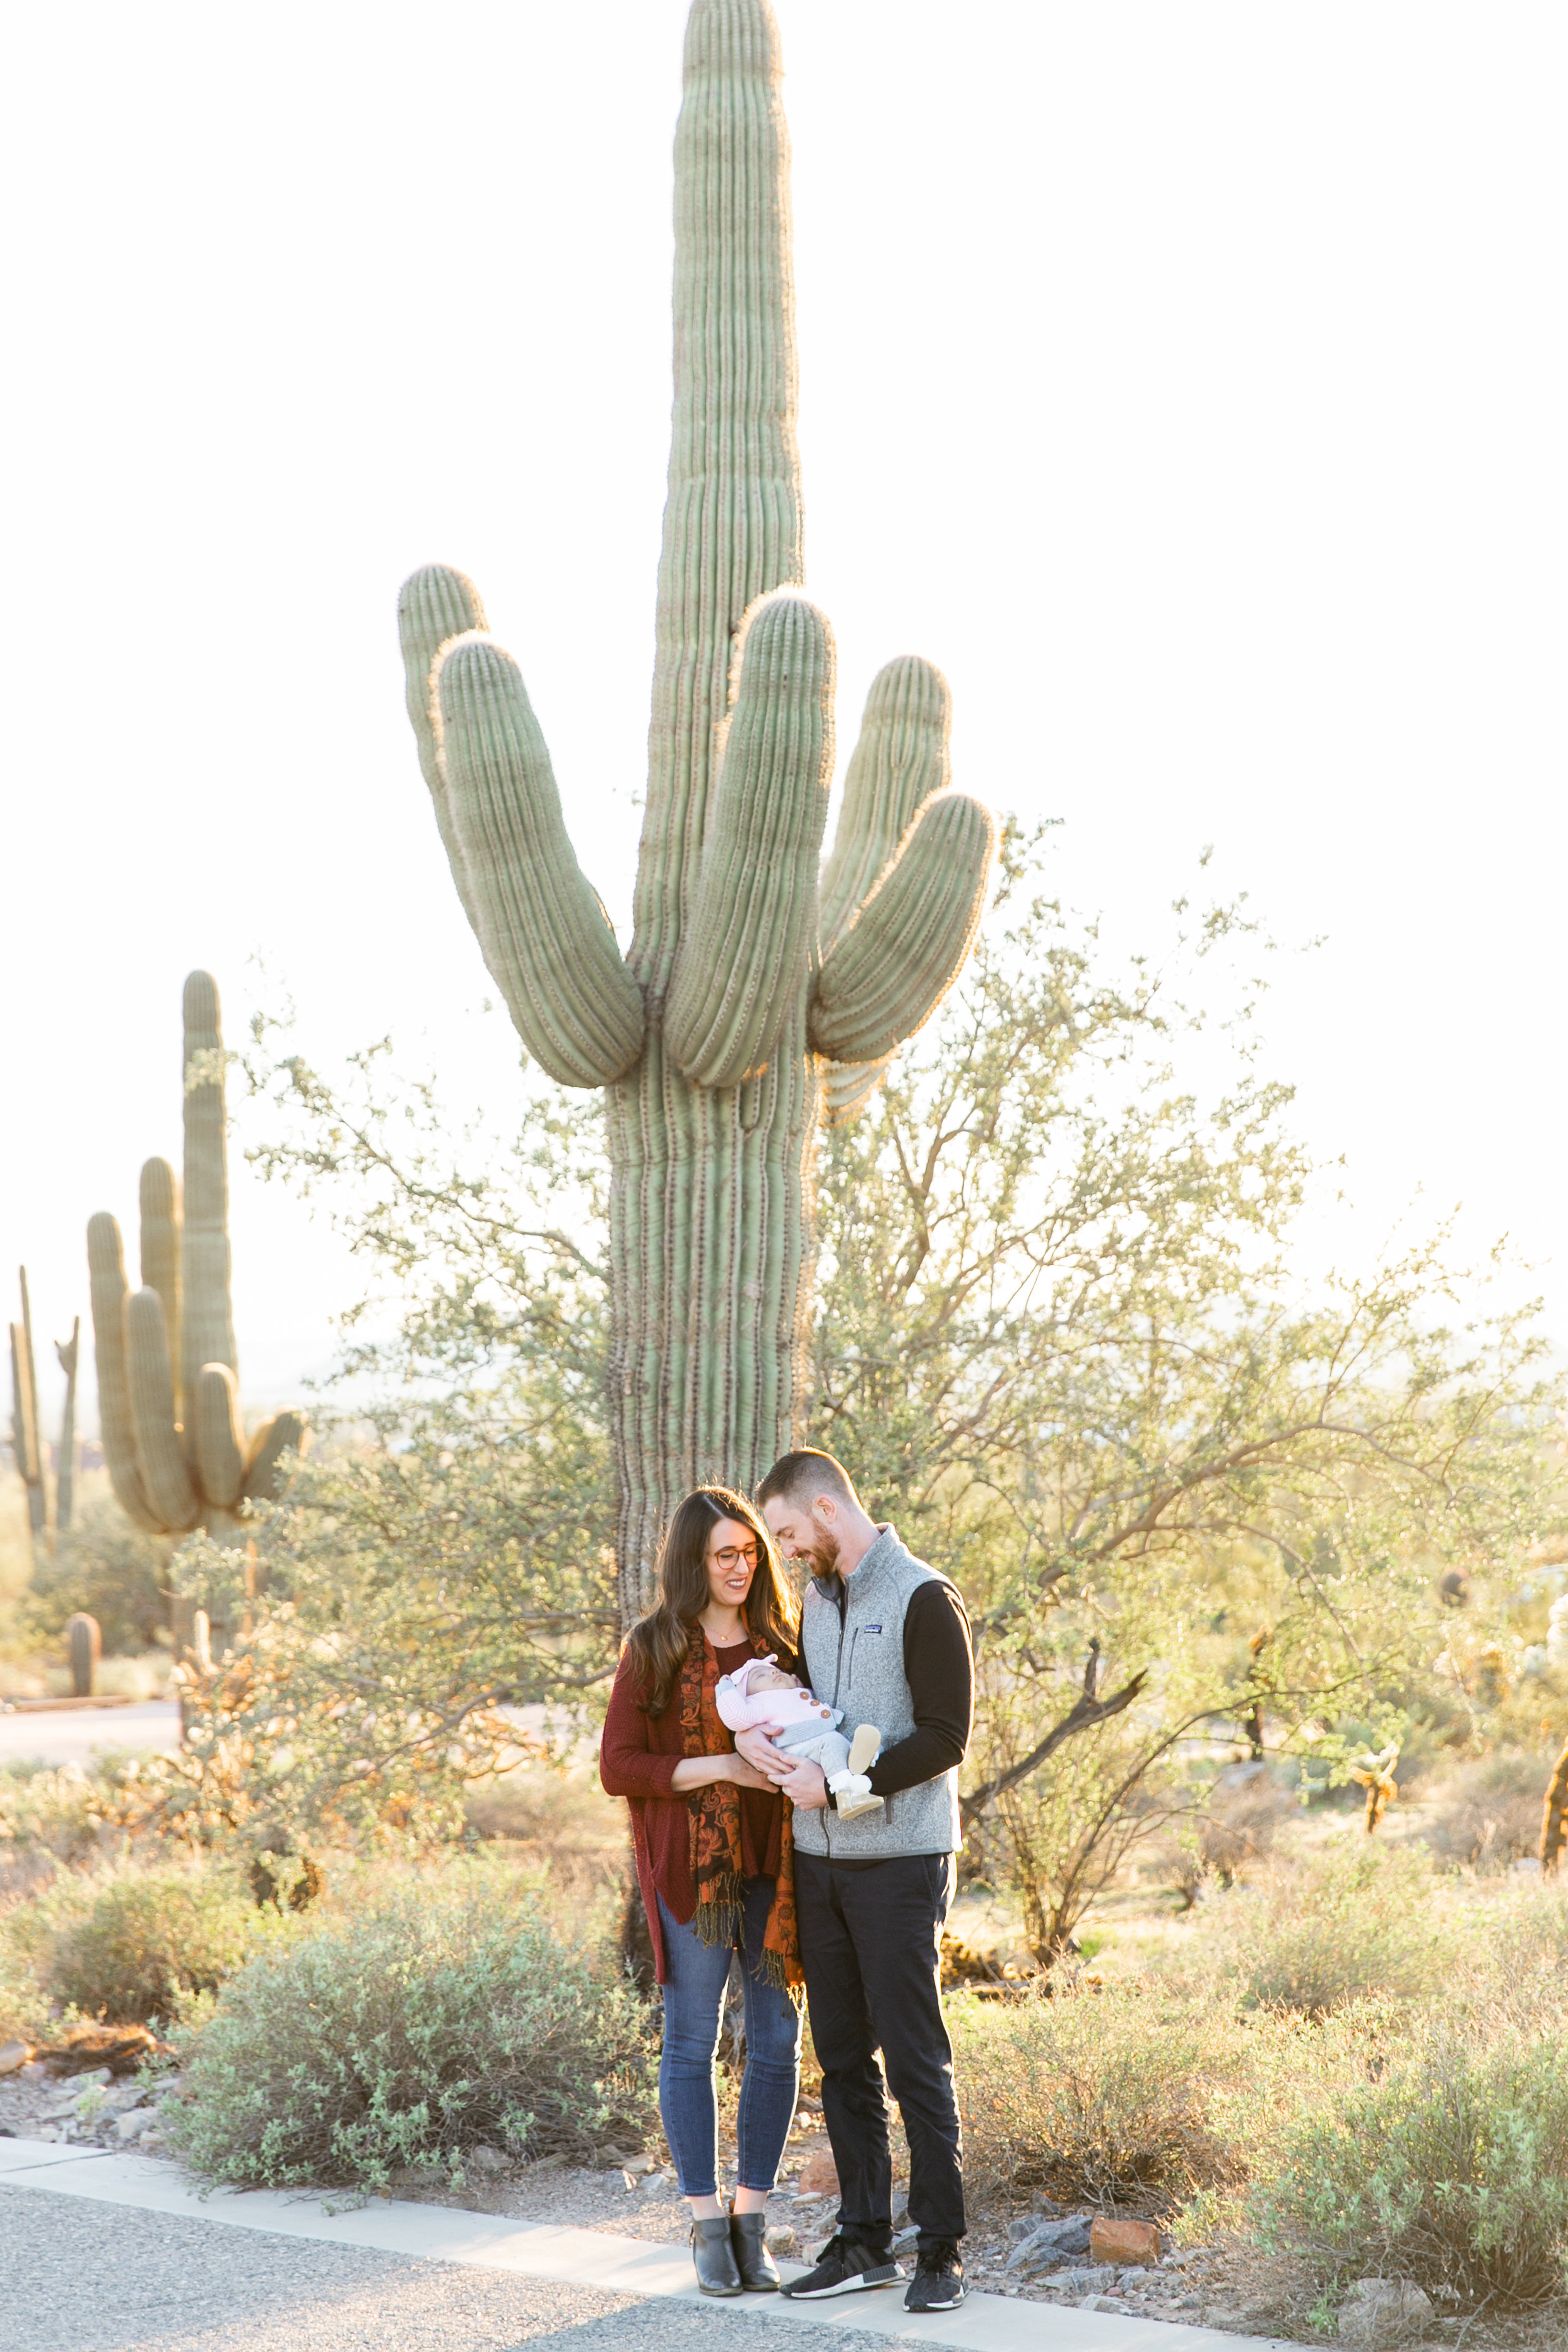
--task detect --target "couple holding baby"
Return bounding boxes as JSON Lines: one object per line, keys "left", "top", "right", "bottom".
{"left": 599, "top": 1448, "right": 973, "bottom": 2314}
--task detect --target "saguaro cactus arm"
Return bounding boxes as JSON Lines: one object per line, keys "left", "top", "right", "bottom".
{"left": 818, "top": 658, "right": 953, "bottom": 954}
{"left": 125, "top": 1289, "right": 197, "bottom": 1531}
{"left": 86, "top": 1215, "right": 160, "bottom": 1532}
{"left": 398, "top": 562, "right": 488, "bottom": 937}
{"left": 244, "top": 1409, "right": 308, "bottom": 1501}
{"left": 814, "top": 656, "right": 960, "bottom": 1123}
{"left": 664, "top": 593, "right": 835, "bottom": 1088}
{"left": 810, "top": 792, "right": 997, "bottom": 1065}
{"left": 193, "top": 1364, "right": 246, "bottom": 1509}
{"left": 428, "top": 630, "right": 645, "bottom": 1088}
{"left": 138, "top": 1157, "right": 182, "bottom": 1422}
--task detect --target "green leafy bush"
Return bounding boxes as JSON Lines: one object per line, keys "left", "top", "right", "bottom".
{"left": 167, "top": 1881, "right": 657, "bottom": 2191}
{"left": 5, "top": 1862, "right": 271, "bottom": 2024}
{"left": 1253, "top": 2013, "right": 1568, "bottom": 2311}
{"left": 949, "top": 1982, "right": 1235, "bottom": 2209}
{"left": 1228, "top": 1841, "right": 1455, "bottom": 2016}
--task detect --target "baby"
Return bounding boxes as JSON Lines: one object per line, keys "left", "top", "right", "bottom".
{"left": 715, "top": 1657, "right": 884, "bottom": 1821}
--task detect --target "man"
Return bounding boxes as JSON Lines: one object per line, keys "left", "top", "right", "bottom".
{"left": 740, "top": 1448, "right": 972, "bottom": 2315}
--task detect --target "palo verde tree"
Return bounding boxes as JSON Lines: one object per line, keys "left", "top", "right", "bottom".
{"left": 396, "top": 0, "right": 995, "bottom": 1626}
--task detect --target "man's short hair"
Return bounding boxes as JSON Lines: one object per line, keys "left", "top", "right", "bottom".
{"left": 757, "top": 1448, "right": 859, "bottom": 1514}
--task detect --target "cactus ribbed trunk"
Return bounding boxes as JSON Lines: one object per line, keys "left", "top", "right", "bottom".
{"left": 608, "top": 1026, "right": 816, "bottom": 1623}
{"left": 398, "top": 1, "right": 997, "bottom": 1631}
{"left": 611, "top": 1, "right": 810, "bottom": 1620}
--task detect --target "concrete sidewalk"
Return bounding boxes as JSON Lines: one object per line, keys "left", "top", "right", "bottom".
{"left": 0, "top": 1700, "right": 180, "bottom": 1770}
{"left": 0, "top": 2138, "right": 1291, "bottom": 2352}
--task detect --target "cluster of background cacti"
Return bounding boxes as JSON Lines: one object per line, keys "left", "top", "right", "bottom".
{"left": 398, "top": 0, "right": 995, "bottom": 1623}
{"left": 8, "top": 1267, "right": 79, "bottom": 1554}
{"left": 88, "top": 972, "right": 305, "bottom": 1542}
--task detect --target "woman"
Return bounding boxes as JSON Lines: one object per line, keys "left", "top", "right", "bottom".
{"left": 600, "top": 1486, "right": 804, "bottom": 2297}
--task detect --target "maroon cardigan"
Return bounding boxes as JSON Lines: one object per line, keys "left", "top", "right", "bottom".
{"left": 599, "top": 1635, "right": 796, "bottom": 1984}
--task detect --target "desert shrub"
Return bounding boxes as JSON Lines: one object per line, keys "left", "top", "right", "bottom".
{"left": 0, "top": 1934, "right": 52, "bottom": 2043}
{"left": 0, "top": 1763, "right": 118, "bottom": 1901}
{"left": 167, "top": 1881, "right": 657, "bottom": 2191}
{"left": 21, "top": 1486, "right": 172, "bottom": 1657}
{"left": 1226, "top": 1840, "right": 1455, "bottom": 2015}
{"left": 1201, "top": 1766, "right": 1295, "bottom": 1884}
{"left": 1253, "top": 2013, "right": 1568, "bottom": 2310}
{"left": 4, "top": 1861, "right": 271, "bottom": 2024}
{"left": 1422, "top": 1753, "right": 1547, "bottom": 1875}
{"left": 949, "top": 1982, "right": 1235, "bottom": 2210}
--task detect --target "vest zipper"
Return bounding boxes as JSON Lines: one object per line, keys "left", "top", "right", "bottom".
{"left": 823, "top": 1586, "right": 849, "bottom": 1859}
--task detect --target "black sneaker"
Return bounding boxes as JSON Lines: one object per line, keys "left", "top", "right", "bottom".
{"left": 904, "top": 2240, "right": 965, "bottom": 2313}
{"left": 779, "top": 2231, "right": 904, "bottom": 2299}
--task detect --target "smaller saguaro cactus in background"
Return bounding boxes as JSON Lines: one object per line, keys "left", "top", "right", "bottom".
{"left": 87, "top": 972, "right": 306, "bottom": 1542}
{"left": 67, "top": 1612, "right": 100, "bottom": 1698}
{"left": 54, "top": 1318, "right": 80, "bottom": 1535}
{"left": 8, "top": 1269, "right": 46, "bottom": 1548}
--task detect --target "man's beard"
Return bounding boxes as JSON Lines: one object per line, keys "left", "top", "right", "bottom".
{"left": 800, "top": 1525, "right": 841, "bottom": 1581}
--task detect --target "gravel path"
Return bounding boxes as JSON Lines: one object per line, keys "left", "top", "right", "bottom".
{"left": 0, "top": 2181, "right": 912, "bottom": 2352}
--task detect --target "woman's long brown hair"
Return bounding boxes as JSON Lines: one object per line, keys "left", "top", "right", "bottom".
{"left": 623, "top": 1486, "right": 799, "bottom": 1717}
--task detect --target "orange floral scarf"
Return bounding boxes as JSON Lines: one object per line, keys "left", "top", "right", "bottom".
{"left": 679, "top": 1631, "right": 802, "bottom": 1993}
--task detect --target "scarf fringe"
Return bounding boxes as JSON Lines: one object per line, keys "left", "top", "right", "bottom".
{"left": 690, "top": 1889, "right": 746, "bottom": 1949}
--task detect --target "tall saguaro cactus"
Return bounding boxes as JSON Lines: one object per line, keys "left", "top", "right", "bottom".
{"left": 399, "top": 0, "right": 995, "bottom": 1624}
{"left": 87, "top": 972, "right": 305, "bottom": 1540}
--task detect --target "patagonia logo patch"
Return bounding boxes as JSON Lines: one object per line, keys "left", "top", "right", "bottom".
{"left": 862, "top": 1624, "right": 883, "bottom": 1634}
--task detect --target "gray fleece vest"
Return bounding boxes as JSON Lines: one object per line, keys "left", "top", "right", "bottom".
{"left": 790, "top": 1523, "right": 964, "bottom": 1861}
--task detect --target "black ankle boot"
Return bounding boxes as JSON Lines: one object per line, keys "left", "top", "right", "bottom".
{"left": 692, "top": 2215, "right": 743, "bottom": 2295}
{"left": 729, "top": 2210, "right": 781, "bottom": 2291}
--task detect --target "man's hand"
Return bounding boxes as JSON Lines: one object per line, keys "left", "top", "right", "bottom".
{"left": 776, "top": 1758, "right": 829, "bottom": 1810}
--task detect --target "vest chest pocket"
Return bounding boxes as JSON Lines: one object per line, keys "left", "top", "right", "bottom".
{"left": 846, "top": 1624, "right": 884, "bottom": 1689}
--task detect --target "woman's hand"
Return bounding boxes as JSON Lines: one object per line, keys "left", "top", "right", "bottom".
{"left": 669, "top": 1751, "right": 777, "bottom": 1794}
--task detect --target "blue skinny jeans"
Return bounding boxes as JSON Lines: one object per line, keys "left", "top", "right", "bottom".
{"left": 657, "top": 1878, "right": 802, "bottom": 2197}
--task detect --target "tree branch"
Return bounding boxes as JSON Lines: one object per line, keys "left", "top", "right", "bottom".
{"left": 959, "top": 1638, "right": 1149, "bottom": 1825}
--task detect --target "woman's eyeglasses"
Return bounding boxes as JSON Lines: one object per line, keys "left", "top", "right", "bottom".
{"left": 710, "top": 1542, "right": 760, "bottom": 1570}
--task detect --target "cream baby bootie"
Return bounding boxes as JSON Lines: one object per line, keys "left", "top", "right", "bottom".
{"left": 830, "top": 1725, "right": 884, "bottom": 1819}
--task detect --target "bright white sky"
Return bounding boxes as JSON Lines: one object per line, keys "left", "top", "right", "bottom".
{"left": 3, "top": 1, "right": 1565, "bottom": 1436}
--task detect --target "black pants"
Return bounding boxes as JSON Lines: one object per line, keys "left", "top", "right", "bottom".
{"left": 794, "top": 1849, "right": 964, "bottom": 2250}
